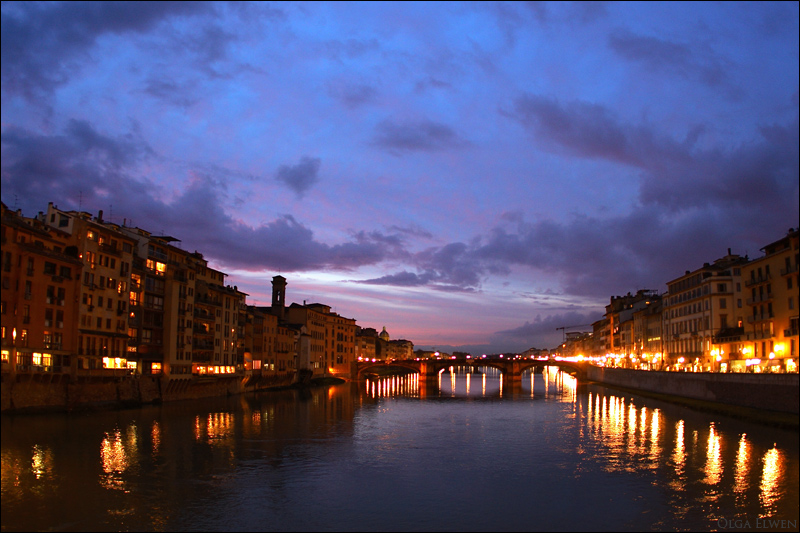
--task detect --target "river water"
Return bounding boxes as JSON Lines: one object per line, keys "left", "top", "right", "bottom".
{"left": 1, "top": 367, "right": 798, "bottom": 532}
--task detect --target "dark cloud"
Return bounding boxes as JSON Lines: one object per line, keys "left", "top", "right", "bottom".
{"left": 1, "top": 119, "right": 155, "bottom": 213}
{"left": 372, "top": 119, "right": 469, "bottom": 154}
{"left": 142, "top": 78, "right": 198, "bottom": 108}
{"left": 607, "top": 29, "right": 739, "bottom": 96}
{"left": 1, "top": 1, "right": 213, "bottom": 99}
{"left": 524, "top": 1, "right": 608, "bottom": 25}
{"left": 0, "top": 122, "right": 404, "bottom": 274}
{"left": 492, "top": 311, "right": 602, "bottom": 345}
{"left": 276, "top": 156, "right": 321, "bottom": 198}
{"left": 385, "top": 224, "right": 434, "bottom": 240}
{"left": 359, "top": 271, "right": 432, "bottom": 287}
{"left": 510, "top": 93, "right": 799, "bottom": 219}
{"left": 327, "top": 82, "right": 378, "bottom": 109}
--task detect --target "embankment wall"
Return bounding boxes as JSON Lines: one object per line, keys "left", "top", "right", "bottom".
{"left": 586, "top": 366, "right": 798, "bottom": 414}
{"left": 1, "top": 372, "right": 297, "bottom": 413}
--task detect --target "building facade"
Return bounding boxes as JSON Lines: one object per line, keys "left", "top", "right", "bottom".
{"left": 740, "top": 229, "right": 799, "bottom": 373}
{"left": 663, "top": 251, "right": 748, "bottom": 372}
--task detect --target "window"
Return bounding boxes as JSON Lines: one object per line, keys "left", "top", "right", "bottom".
{"left": 44, "top": 262, "right": 56, "bottom": 275}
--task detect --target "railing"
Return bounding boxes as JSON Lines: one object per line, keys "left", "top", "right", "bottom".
{"left": 746, "top": 293, "right": 773, "bottom": 305}
{"left": 780, "top": 263, "right": 798, "bottom": 276}
{"left": 747, "top": 311, "right": 774, "bottom": 323}
{"left": 745, "top": 273, "right": 771, "bottom": 287}
{"left": 100, "top": 243, "right": 121, "bottom": 256}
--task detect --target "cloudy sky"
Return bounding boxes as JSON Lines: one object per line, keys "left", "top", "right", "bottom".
{"left": 2, "top": 1, "right": 798, "bottom": 353}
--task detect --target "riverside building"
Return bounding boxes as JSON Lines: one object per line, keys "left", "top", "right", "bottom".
{"left": 739, "top": 228, "right": 799, "bottom": 373}
{"left": 663, "top": 250, "right": 748, "bottom": 372}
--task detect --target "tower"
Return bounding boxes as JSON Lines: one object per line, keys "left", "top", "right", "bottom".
{"left": 272, "top": 275, "right": 287, "bottom": 320}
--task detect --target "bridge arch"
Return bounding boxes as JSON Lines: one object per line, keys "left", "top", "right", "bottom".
{"left": 354, "top": 358, "right": 587, "bottom": 381}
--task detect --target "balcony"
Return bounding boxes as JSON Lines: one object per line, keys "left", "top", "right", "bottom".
{"left": 785, "top": 327, "right": 799, "bottom": 337}
{"left": 747, "top": 311, "right": 774, "bottom": 323}
{"left": 195, "top": 295, "right": 221, "bottom": 307}
{"left": 780, "top": 263, "right": 798, "bottom": 276}
{"left": 745, "top": 273, "right": 771, "bottom": 287}
{"left": 99, "top": 243, "right": 121, "bottom": 256}
{"left": 746, "top": 293, "right": 774, "bottom": 305}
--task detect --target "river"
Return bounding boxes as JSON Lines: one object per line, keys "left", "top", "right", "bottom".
{"left": 1, "top": 367, "right": 798, "bottom": 531}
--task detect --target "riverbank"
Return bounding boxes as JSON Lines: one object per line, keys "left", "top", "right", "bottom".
{"left": 585, "top": 366, "right": 799, "bottom": 429}
{"left": 0, "top": 371, "right": 298, "bottom": 414}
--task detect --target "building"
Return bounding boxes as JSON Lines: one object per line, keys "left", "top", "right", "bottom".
{"left": 355, "top": 327, "right": 378, "bottom": 361}
{"left": 739, "top": 228, "right": 799, "bottom": 373}
{"left": 1, "top": 204, "right": 83, "bottom": 375}
{"left": 663, "top": 250, "right": 748, "bottom": 372}
{"left": 632, "top": 295, "right": 663, "bottom": 369}
{"left": 41, "top": 204, "right": 139, "bottom": 373}
{"left": 603, "top": 290, "right": 659, "bottom": 367}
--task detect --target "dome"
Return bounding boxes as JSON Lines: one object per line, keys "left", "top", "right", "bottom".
{"left": 379, "top": 326, "right": 390, "bottom": 341}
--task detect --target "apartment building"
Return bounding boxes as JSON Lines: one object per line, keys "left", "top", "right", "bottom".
{"left": 740, "top": 228, "right": 799, "bottom": 373}
{"left": 1, "top": 204, "right": 83, "bottom": 375}
{"left": 41, "top": 204, "right": 139, "bottom": 373}
{"left": 603, "top": 290, "right": 659, "bottom": 367}
{"left": 663, "top": 250, "right": 748, "bottom": 371}
{"left": 632, "top": 296, "right": 663, "bottom": 369}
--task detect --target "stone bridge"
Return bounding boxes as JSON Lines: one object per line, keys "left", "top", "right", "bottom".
{"left": 353, "top": 358, "right": 589, "bottom": 382}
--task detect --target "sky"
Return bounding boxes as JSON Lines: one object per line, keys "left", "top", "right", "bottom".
{"left": 2, "top": 1, "right": 798, "bottom": 354}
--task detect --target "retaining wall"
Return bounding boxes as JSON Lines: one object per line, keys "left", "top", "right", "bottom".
{"left": 1, "top": 372, "right": 297, "bottom": 413}
{"left": 586, "top": 366, "right": 799, "bottom": 414}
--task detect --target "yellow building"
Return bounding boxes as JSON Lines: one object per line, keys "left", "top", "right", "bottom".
{"left": 664, "top": 250, "right": 748, "bottom": 372}
{"left": 739, "top": 229, "right": 799, "bottom": 373}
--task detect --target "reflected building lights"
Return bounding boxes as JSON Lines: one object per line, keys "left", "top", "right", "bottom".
{"left": 760, "top": 447, "right": 782, "bottom": 514}
{"left": 673, "top": 420, "right": 685, "bottom": 471}
{"left": 704, "top": 424, "right": 722, "bottom": 486}
{"left": 100, "top": 428, "right": 129, "bottom": 491}
{"left": 734, "top": 434, "right": 749, "bottom": 495}
{"left": 649, "top": 409, "right": 661, "bottom": 462}
{"left": 151, "top": 421, "right": 161, "bottom": 457}
{"left": 30, "top": 445, "right": 53, "bottom": 480}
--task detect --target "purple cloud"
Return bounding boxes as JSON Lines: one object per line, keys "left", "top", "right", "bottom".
{"left": 372, "top": 119, "right": 469, "bottom": 154}
{"left": 276, "top": 156, "right": 322, "bottom": 198}
{"left": 1, "top": 1, "right": 214, "bottom": 99}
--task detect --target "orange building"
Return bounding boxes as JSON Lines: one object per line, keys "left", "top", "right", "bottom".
{"left": 1, "top": 203, "right": 83, "bottom": 376}
{"left": 42, "top": 204, "right": 138, "bottom": 374}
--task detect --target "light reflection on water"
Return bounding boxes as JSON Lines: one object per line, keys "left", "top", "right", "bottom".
{"left": 1, "top": 369, "right": 798, "bottom": 532}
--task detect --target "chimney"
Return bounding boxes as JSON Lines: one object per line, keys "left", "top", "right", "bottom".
{"left": 98, "top": 210, "right": 103, "bottom": 222}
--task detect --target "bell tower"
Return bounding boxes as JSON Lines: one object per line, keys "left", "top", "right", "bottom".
{"left": 272, "top": 275, "right": 287, "bottom": 320}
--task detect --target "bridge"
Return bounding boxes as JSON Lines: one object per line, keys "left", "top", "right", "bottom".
{"left": 352, "top": 358, "right": 589, "bottom": 382}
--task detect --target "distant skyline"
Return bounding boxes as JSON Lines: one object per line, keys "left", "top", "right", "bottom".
{"left": 2, "top": 1, "right": 798, "bottom": 353}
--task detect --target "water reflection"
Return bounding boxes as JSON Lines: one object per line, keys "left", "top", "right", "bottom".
{"left": 100, "top": 427, "right": 135, "bottom": 491}
{"left": 705, "top": 423, "right": 723, "bottom": 487}
{"left": 735, "top": 434, "right": 749, "bottom": 496}
{"left": 1, "top": 371, "right": 798, "bottom": 532}
{"left": 30, "top": 445, "right": 53, "bottom": 481}
{"left": 761, "top": 447, "right": 783, "bottom": 515}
